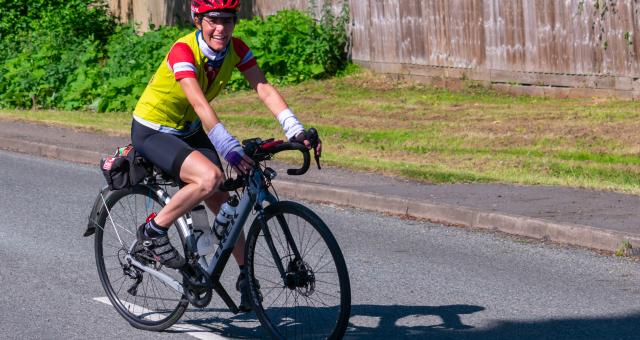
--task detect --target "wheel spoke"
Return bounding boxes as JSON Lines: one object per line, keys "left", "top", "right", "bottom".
{"left": 312, "top": 245, "right": 331, "bottom": 271}
{"left": 95, "top": 188, "right": 186, "bottom": 330}
{"left": 247, "top": 203, "right": 350, "bottom": 339}
{"left": 254, "top": 275, "right": 284, "bottom": 289}
{"left": 314, "top": 278, "right": 339, "bottom": 286}
{"left": 312, "top": 289, "right": 341, "bottom": 301}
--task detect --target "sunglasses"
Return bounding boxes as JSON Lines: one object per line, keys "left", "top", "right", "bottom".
{"left": 200, "top": 14, "right": 236, "bottom": 25}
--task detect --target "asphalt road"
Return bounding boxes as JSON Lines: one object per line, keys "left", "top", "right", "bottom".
{"left": 1, "top": 149, "right": 640, "bottom": 339}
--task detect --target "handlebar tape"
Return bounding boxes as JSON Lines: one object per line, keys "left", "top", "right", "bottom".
{"left": 268, "top": 142, "right": 310, "bottom": 175}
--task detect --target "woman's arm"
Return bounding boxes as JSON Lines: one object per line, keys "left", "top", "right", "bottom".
{"left": 242, "top": 65, "right": 322, "bottom": 155}
{"left": 179, "top": 77, "right": 220, "bottom": 133}
{"left": 179, "top": 77, "right": 253, "bottom": 173}
{"left": 242, "top": 65, "right": 288, "bottom": 118}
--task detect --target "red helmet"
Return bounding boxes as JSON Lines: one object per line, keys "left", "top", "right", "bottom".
{"left": 191, "top": 0, "right": 239, "bottom": 15}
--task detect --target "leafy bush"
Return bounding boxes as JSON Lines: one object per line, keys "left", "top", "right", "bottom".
{"left": 0, "top": 0, "right": 113, "bottom": 39}
{"left": 0, "top": 1, "right": 350, "bottom": 111}
{"left": 93, "top": 25, "right": 192, "bottom": 112}
{"left": 0, "top": 0, "right": 115, "bottom": 109}
{"left": 229, "top": 7, "right": 350, "bottom": 90}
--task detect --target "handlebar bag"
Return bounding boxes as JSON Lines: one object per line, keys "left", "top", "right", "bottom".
{"left": 100, "top": 144, "right": 149, "bottom": 190}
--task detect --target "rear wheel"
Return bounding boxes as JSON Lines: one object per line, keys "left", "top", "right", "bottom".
{"left": 245, "top": 201, "right": 351, "bottom": 339}
{"left": 94, "top": 185, "right": 188, "bottom": 331}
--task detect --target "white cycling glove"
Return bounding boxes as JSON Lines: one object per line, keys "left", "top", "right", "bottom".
{"left": 207, "top": 123, "right": 245, "bottom": 168}
{"left": 277, "top": 108, "right": 305, "bottom": 141}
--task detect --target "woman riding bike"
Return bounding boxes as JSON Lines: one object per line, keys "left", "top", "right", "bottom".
{"left": 130, "top": 0, "right": 321, "bottom": 312}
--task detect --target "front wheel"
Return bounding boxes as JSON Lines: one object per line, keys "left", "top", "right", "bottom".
{"left": 245, "top": 201, "right": 351, "bottom": 339}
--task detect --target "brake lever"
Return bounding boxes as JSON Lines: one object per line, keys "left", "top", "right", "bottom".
{"left": 307, "top": 128, "right": 321, "bottom": 170}
{"left": 314, "top": 150, "right": 321, "bottom": 170}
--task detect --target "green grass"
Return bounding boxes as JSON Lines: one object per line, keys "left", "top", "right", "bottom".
{"left": 0, "top": 109, "right": 131, "bottom": 135}
{"left": 2, "top": 69, "right": 640, "bottom": 194}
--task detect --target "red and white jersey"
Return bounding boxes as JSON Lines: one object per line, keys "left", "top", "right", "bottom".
{"left": 166, "top": 36, "right": 256, "bottom": 81}
{"left": 134, "top": 31, "right": 258, "bottom": 132}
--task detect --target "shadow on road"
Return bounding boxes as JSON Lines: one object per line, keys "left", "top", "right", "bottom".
{"left": 346, "top": 304, "right": 484, "bottom": 338}
{"left": 170, "top": 304, "right": 640, "bottom": 339}
{"left": 345, "top": 304, "right": 640, "bottom": 339}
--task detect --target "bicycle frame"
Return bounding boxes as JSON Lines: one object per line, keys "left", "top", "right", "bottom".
{"left": 121, "top": 165, "right": 291, "bottom": 313}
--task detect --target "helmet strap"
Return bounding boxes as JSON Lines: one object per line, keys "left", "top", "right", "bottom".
{"left": 196, "top": 30, "right": 229, "bottom": 62}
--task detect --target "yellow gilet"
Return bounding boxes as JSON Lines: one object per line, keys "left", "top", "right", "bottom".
{"left": 133, "top": 30, "right": 240, "bottom": 131}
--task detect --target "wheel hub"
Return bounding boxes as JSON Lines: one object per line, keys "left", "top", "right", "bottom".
{"left": 284, "top": 259, "right": 316, "bottom": 296}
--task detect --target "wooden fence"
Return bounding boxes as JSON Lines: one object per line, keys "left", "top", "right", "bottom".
{"left": 107, "top": 0, "right": 191, "bottom": 29}
{"left": 107, "top": 0, "right": 640, "bottom": 98}
{"left": 350, "top": 0, "right": 640, "bottom": 98}
{"left": 105, "top": 0, "right": 328, "bottom": 28}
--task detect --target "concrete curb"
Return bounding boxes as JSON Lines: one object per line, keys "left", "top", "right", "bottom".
{"left": 273, "top": 181, "right": 640, "bottom": 253}
{"left": 1, "top": 136, "right": 636, "bottom": 253}
{"left": 0, "top": 136, "right": 102, "bottom": 165}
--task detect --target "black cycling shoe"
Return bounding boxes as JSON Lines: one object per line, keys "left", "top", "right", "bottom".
{"left": 136, "top": 224, "right": 185, "bottom": 269}
{"left": 236, "top": 272, "right": 262, "bottom": 312}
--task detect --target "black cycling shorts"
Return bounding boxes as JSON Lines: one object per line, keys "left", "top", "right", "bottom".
{"left": 131, "top": 119, "right": 222, "bottom": 181}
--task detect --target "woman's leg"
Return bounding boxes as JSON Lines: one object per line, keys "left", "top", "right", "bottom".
{"left": 131, "top": 120, "right": 224, "bottom": 228}
{"left": 181, "top": 127, "right": 247, "bottom": 266}
{"left": 131, "top": 121, "right": 225, "bottom": 269}
{"left": 153, "top": 151, "right": 224, "bottom": 227}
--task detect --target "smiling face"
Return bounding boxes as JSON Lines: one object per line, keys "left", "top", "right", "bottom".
{"left": 195, "top": 14, "right": 235, "bottom": 51}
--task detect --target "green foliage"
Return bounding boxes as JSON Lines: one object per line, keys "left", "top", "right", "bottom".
{"left": 0, "top": 0, "right": 115, "bottom": 58}
{"left": 0, "top": 1, "right": 350, "bottom": 111}
{"left": 624, "top": 31, "right": 633, "bottom": 46}
{"left": 94, "top": 25, "right": 192, "bottom": 112}
{"left": 0, "top": 0, "right": 116, "bottom": 109}
{"left": 230, "top": 6, "right": 350, "bottom": 90}
{"left": 615, "top": 240, "right": 633, "bottom": 257}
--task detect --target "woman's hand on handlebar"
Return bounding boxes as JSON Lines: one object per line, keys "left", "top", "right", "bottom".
{"left": 236, "top": 154, "right": 255, "bottom": 176}
{"left": 225, "top": 146, "right": 255, "bottom": 176}
{"left": 292, "top": 129, "right": 322, "bottom": 157}
{"left": 312, "top": 138, "right": 322, "bottom": 157}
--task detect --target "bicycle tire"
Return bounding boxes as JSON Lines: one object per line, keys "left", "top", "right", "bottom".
{"left": 245, "top": 201, "right": 351, "bottom": 339}
{"left": 94, "top": 185, "right": 188, "bottom": 331}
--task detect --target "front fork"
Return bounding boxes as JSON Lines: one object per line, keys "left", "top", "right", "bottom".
{"left": 255, "top": 190, "right": 305, "bottom": 282}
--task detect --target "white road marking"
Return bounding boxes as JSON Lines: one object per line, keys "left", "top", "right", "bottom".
{"left": 93, "top": 297, "right": 229, "bottom": 340}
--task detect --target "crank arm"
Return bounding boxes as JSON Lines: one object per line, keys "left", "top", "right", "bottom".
{"left": 126, "top": 255, "right": 184, "bottom": 295}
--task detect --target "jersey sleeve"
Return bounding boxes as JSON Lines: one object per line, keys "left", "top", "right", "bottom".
{"left": 166, "top": 42, "right": 197, "bottom": 80}
{"left": 232, "top": 38, "right": 257, "bottom": 72}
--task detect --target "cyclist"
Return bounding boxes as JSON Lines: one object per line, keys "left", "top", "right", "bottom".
{"left": 131, "top": 0, "right": 321, "bottom": 311}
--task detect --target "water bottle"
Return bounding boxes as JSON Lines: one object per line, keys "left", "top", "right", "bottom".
{"left": 191, "top": 205, "right": 215, "bottom": 255}
{"left": 213, "top": 195, "right": 239, "bottom": 243}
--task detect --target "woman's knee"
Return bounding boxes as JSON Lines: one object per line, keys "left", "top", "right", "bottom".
{"left": 198, "top": 170, "right": 223, "bottom": 196}
{"left": 180, "top": 151, "right": 224, "bottom": 196}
